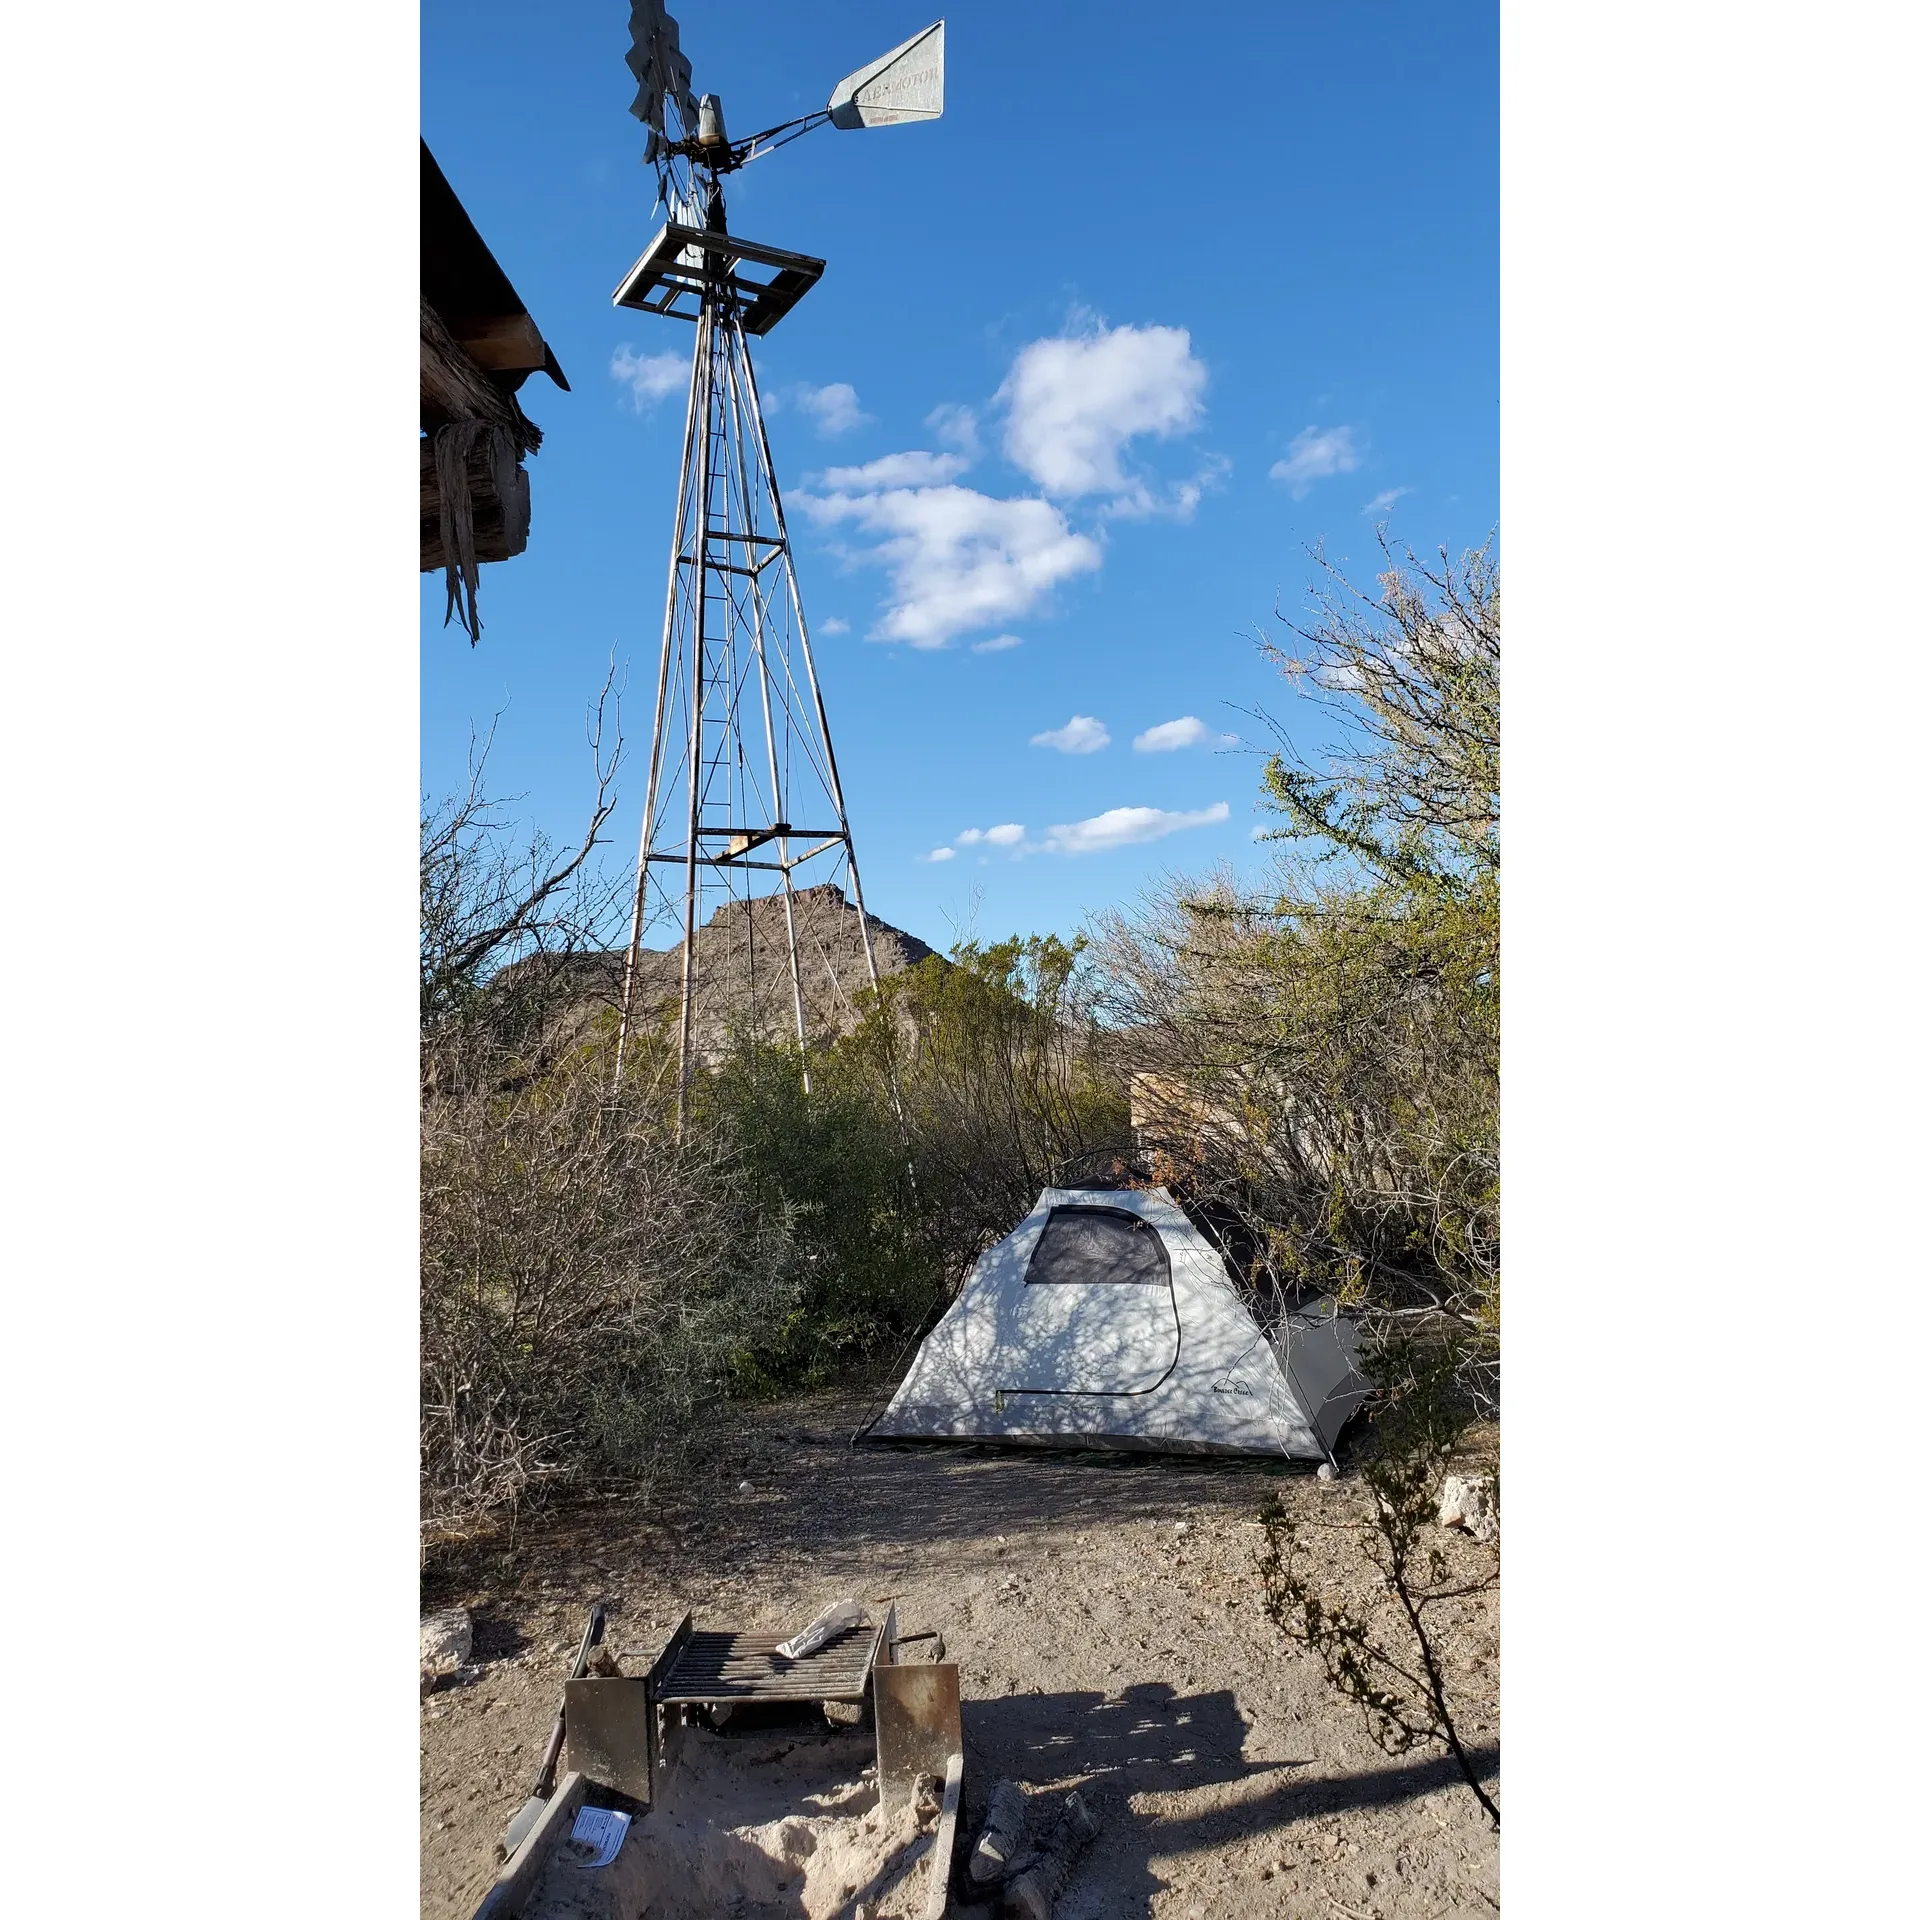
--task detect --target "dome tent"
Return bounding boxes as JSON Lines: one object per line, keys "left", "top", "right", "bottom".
{"left": 868, "top": 1186, "right": 1370, "bottom": 1460}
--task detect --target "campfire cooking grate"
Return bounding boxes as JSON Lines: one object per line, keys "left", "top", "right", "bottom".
{"left": 651, "top": 1624, "right": 885, "bottom": 1705}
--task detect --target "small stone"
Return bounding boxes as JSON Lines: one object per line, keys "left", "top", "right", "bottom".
{"left": 738, "top": 1480, "right": 754, "bottom": 1493}
{"left": 420, "top": 1607, "right": 472, "bottom": 1686}
{"left": 1316, "top": 1462, "right": 1338, "bottom": 1481}
{"left": 1438, "top": 1474, "right": 1499, "bottom": 1542}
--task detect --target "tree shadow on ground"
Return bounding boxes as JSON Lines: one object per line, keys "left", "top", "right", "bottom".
{"left": 424, "top": 1394, "right": 1322, "bottom": 1603}
{"left": 469, "top": 1607, "right": 530, "bottom": 1662}
{"left": 1144, "top": 1742, "right": 1499, "bottom": 1859}
{"left": 959, "top": 1681, "right": 1497, "bottom": 1916}
{"left": 673, "top": 1436, "right": 1314, "bottom": 1569}
{"left": 965, "top": 1681, "right": 1281, "bottom": 1797}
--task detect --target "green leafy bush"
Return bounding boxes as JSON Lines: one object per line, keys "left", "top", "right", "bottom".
{"left": 1092, "top": 536, "right": 1498, "bottom": 1340}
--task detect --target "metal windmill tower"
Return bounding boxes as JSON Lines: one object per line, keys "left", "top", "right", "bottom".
{"left": 611, "top": 8, "right": 945, "bottom": 1120}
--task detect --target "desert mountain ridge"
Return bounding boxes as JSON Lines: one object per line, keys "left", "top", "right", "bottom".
{"left": 492, "top": 882, "right": 941, "bottom": 1057}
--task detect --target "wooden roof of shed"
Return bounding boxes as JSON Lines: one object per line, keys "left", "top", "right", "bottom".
{"left": 422, "top": 140, "right": 568, "bottom": 395}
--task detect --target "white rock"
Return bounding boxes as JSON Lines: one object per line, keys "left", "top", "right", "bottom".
{"left": 1316, "top": 1462, "right": 1338, "bottom": 1481}
{"left": 773, "top": 1818, "right": 817, "bottom": 1863}
{"left": 1438, "top": 1474, "right": 1499, "bottom": 1542}
{"left": 421, "top": 1607, "right": 472, "bottom": 1685}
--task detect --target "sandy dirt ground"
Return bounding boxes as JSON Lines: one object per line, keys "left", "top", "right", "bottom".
{"left": 504, "top": 1722, "right": 939, "bottom": 1920}
{"left": 421, "top": 1388, "right": 1498, "bottom": 1919}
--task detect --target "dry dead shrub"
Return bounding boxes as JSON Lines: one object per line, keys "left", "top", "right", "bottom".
{"left": 420, "top": 1030, "right": 799, "bottom": 1549}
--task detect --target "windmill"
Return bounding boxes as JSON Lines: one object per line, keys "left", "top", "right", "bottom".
{"left": 611, "top": 8, "right": 946, "bottom": 1122}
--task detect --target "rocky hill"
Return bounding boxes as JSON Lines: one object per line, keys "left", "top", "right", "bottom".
{"left": 491, "top": 882, "right": 938, "bottom": 1064}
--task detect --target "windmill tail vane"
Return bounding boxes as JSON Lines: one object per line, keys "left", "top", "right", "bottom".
{"left": 609, "top": 15, "right": 946, "bottom": 1125}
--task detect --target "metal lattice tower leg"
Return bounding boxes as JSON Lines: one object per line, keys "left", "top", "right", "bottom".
{"left": 613, "top": 199, "right": 882, "bottom": 1127}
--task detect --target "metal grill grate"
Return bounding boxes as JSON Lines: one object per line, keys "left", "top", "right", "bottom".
{"left": 652, "top": 1626, "right": 882, "bottom": 1704}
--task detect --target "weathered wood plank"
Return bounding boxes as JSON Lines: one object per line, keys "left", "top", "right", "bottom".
{"left": 421, "top": 301, "right": 518, "bottom": 432}
{"left": 925, "top": 1749, "right": 965, "bottom": 1920}
{"left": 468, "top": 1770, "right": 587, "bottom": 1920}
{"left": 420, "top": 435, "right": 529, "bottom": 570}
{"left": 453, "top": 310, "right": 550, "bottom": 374}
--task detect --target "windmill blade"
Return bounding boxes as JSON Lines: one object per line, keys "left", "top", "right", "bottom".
{"left": 827, "top": 19, "right": 945, "bottom": 130}
{"left": 627, "top": 0, "right": 698, "bottom": 155}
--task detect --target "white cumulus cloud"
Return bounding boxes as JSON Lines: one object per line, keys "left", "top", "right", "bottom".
{"left": 1269, "top": 424, "right": 1361, "bottom": 497}
{"left": 1102, "top": 451, "right": 1232, "bottom": 523}
{"left": 1362, "top": 486, "right": 1412, "bottom": 517}
{"left": 972, "top": 634, "right": 1023, "bottom": 653}
{"left": 1041, "top": 801, "right": 1230, "bottom": 856}
{"left": 924, "top": 846, "right": 955, "bottom": 862}
{"left": 796, "top": 482, "right": 1100, "bottom": 649}
{"left": 998, "top": 322, "right": 1207, "bottom": 502}
{"left": 817, "top": 616, "right": 849, "bottom": 635}
{"left": 795, "top": 381, "right": 870, "bottom": 436}
{"left": 1133, "top": 716, "right": 1237, "bottom": 753}
{"left": 611, "top": 345, "right": 691, "bottom": 410}
{"left": 819, "top": 450, "right": 971, "bottom": 490}
{"left": 926, "top": 402, "right": 981, "bottom": 457}
{"left": 1031, "top": 714, "right": 1111, "bottom": 755}
{"left": 957, "top": 823, "right": 1027, "bottom": 847}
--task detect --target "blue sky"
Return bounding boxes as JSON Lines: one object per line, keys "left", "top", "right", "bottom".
{"left": 422, "top": 0, "right": 1497, "bottom": 952}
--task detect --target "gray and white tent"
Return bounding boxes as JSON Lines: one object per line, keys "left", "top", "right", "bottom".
{"left": 870, "top": 1186, "right": 1369, "bottom": 1460}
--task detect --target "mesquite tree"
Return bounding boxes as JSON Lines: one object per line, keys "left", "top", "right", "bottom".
{"left": 1090, "top": 536, "right": 1498, "bottom": 1340}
